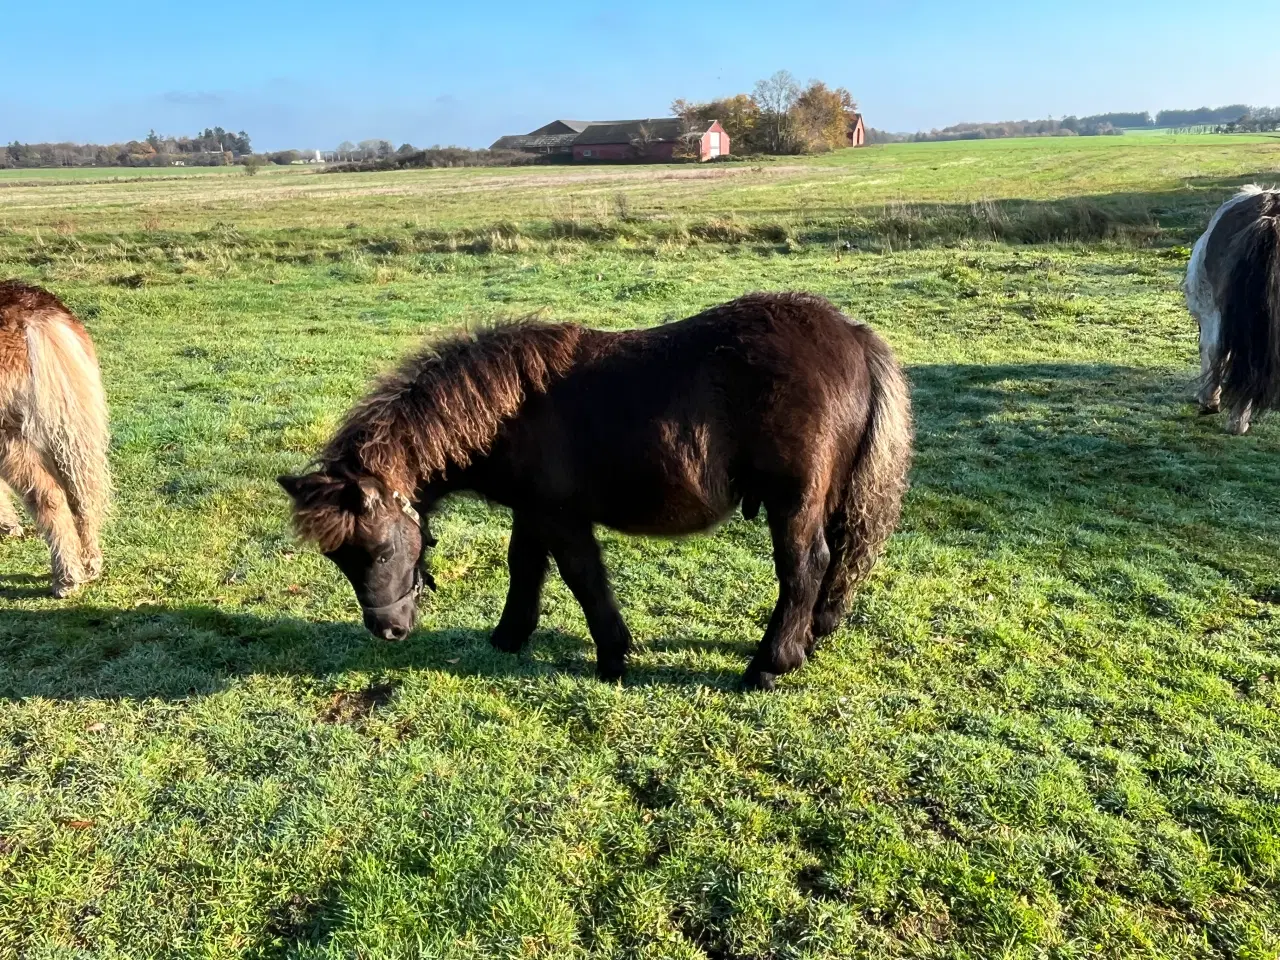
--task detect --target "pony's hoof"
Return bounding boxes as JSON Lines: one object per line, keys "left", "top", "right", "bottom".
{"left": 51, "top": 579, "right": 84, "bottom": 599}
{"left": 740, "top": 669, "right": 777, "bottom": 692}
{"left": 0, "top": 524, "right": 23, "bottom": 540}
{"left": 811, "top": 608, "right": 842, "bottom": 640}
{"left": 489, "top": 622, "right": 531, "bottom": 654}
{"left": 596, "top": 662, "right": 626, "bottom": 684}
{"left": 82, "top": 553, "right": 104, "bottom": 581}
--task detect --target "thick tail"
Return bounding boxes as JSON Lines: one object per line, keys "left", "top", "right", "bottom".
{"left": 1216, "top": 212, "right": 1280, "bottom": 417}
{"left": 25, "top": 315, "right": 111, "bottom": 525}
{"left": 814, "top": 333, "right": 914, "bottom": 636}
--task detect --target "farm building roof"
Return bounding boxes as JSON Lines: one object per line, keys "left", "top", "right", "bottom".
{"left": 490, "top": 117, "right": 720, "bottom": 152}
{"left": 573, "top": 118, "right": 710, "bottom": 146}
{"left": 528, "top": 120, "right": 598, "bottom": 135}
{"left": 490, "top": 132, "right": 583, "bottom": 151}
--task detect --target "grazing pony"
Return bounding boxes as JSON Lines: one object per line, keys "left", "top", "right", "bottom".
{"left": 1185, "top": 185, "right": 1280, "bottom": 434}
{"left": 0, "top": 281, "right": 110, "bottom": 596}
{"left": 281, "top": 293, "right": 913, "bottom": 690}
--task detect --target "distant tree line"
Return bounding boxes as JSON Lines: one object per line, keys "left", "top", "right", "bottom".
{"left": 324, "top": 145, "right": 538, "bottom": 173}
{"left": 871, "top": 104, "right": 1278, "bottom": 142}
{"left": 2, "top": 126, "right": 252, "bottom": 168}
{"left": 671, "top": 70, "right": 860, "bottom": 155}
{"left": 1214, "top": 107, "right": 1280, "bottom": 134}
{"left": 1156, "top": 105, "right": 1250, "bottom": 128}
{"left": 878, "top": 116, "right": 1126, "bottom": 143}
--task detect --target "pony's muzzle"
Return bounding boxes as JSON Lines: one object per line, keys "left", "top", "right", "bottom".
{"left": 362, "top": 599, "right": 416, "bottom": 642}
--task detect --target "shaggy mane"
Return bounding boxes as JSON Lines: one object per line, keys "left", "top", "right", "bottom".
{"left": 319, "top": 319, "right": 584, "bottom": 495}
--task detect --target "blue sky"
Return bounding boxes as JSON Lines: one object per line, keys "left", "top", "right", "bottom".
{"left": 4, "top": 0, "right": 1277, "bottom": 150}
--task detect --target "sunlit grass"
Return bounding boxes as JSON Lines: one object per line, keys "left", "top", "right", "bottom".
{"left": 1, "top": 137, "right": 1278, "bottom": 959}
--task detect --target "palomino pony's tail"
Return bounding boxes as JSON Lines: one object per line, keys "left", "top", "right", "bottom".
{"left": 25, "top": 312, "right": 111, "bottom": 524}
{"left": 816, "top": 331, "right": 914, "bottom": 633}
{"left": 1216, "top": 209, "right": 1280, "bottom": 419}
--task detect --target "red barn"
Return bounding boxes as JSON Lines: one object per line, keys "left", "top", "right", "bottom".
{"left": 491, "top": 120, "right": 601, "bottom": 155}
{"left": 571, "top": 118, "right": 729, "bottom": 163}
{"left": 847, "top": 113, "right": 867, "bottom": 147}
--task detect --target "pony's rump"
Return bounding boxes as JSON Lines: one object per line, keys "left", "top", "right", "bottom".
{"left": 0, "top": 280, "right": 111, "bottom": 596}
{"left": 1186, "top": 186, "right": 1280, "bottom": 431}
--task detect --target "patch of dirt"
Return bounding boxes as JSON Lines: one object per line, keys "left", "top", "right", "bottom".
{"left": 318, "top": 683, "right": 395, "bottom": 724}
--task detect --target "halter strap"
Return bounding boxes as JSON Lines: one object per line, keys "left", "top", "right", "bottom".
{"left": 391, "top": 489, "right": 421, "bottom": 525}
{"left": 362, "top": 491, "right": 436, "bottom": 618}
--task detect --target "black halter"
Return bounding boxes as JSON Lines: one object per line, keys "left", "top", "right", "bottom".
{"left": 361, "top": 491, "right": 437, "bottom": 618}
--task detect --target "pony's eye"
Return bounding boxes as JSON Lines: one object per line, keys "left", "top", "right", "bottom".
{"left": 376, "top": 552, "right": 392, "bottom": 565}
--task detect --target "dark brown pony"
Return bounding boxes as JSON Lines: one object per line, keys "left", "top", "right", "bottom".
{"left": 280, "top": 292, "right": 913, "bottom": 689}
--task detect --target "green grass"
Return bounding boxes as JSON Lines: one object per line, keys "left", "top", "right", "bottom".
{"left": 2, "top": 137, "right": 1280, "bottom": 959}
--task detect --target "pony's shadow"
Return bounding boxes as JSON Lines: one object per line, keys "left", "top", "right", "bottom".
{"left": 0, "top": 604, "right": 742, "bottom": 702}
{"left": 0, "top": 572, "right": 49, "bottom": 601}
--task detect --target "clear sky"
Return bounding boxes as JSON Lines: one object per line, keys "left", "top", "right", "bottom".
{"left": 4, "top": 0, "right": 1277, "bottom": 151}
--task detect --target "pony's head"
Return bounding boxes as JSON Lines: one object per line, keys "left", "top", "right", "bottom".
{"left": 278, "top": 471, "right": 434, "bottom": 640}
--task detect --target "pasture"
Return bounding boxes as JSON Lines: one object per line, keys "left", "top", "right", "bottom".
{"left": 2, "top": 135, "right": 1280, "bottom": 959}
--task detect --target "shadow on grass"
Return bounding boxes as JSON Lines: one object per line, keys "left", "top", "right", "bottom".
{"left": 0, "top": 572, "right": 50, "bottom": 601}
{"left": 4, "top": 361, "right": 1280, "bottom": 702}
{"left": 0, "top": 603, "right": 745, "bottom": 701}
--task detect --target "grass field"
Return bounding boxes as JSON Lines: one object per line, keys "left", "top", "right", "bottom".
{"left": 2, "top": 136, "right": 1280, "bottom": 959}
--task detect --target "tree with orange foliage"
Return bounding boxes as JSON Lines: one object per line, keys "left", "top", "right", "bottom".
{"left": 671, "top": 94, "right": 762, "bottom": 151}
{"left": 793, "top": 82, "right": 859, "bottom": 152}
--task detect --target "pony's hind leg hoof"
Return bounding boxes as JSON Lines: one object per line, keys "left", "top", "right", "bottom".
{"left": 1226, "top": 402, "right": 1253, "bottom": 435}
{"left": 0, "top": 522, "right": 23, "bottom": 539}
{"left": 740, "top": 668, "right": 778, "bottom": 692}
{"left": 596, "top": 654, "right": 627, "bottom": 684}
{"left": 51, "top": 577, "right": 84, "bottom": 599}
{"left": 81, "top": 546, "right": 104, "bottom": 581}
{"left": 489, "top": 619, "right": 533, "bottom": 654}
{"left": 51, "top": 558, "right": 89, "bottom": 599}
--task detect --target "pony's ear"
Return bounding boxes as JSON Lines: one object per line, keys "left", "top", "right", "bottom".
{"left": 278, "top": 472, "right": 365, "bottom": 513}
{"left": 356, "top": 479, "right": 385, "bottom": 514}
{"left": 278, "top": 472, "right": 366, "bottom": 550}
{"left": 278, "top": 474, "right": 305, "bottom": 500}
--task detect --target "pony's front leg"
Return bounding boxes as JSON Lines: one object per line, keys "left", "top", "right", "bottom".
{"left": 743, "top": 502, "right": 830, "bottom": 691}
{"left": 543, "top": 520, "right": 632, "bottom": 682}
{"left": 490, "top": 511, "right": 551, "bottom": 653}
{"left": 1197, "top": 315, "right": 1222, "bottom": 413}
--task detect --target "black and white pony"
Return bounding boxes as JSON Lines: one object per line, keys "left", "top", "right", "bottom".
{"left": 1185, "top": 185, "right": 1280, "bottom": 435}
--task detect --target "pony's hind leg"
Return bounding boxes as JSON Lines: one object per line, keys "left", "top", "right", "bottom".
{"left": 0, "top": 440, "right": 86, "bottom": 596}
{"left": 1197, "top": 313, "right": 1223, "bottom": 414}
{"left": 490, "top": 511, "right": 551, "bottom": 653}
{"left": 743, "top": 497, "right": 831, "bottom": 691}
{"left": 0, "top": 479, "right": 24, "bottom": 538}
{"left": 811, "top": 508, "right": 851, "bottom": 643}
{"left": 1227, "top": 401, "right": 1254, "bottom": 436}
{"left": 52, "top": 459, "right": 107, "bottom": 581}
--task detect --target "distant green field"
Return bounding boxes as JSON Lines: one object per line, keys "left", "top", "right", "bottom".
{"left": 2, "top": 136, "right": 1280, "bottom": 959}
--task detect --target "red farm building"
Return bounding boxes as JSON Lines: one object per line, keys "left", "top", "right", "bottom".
{"left": 571, "top": 118, "right": 728, "bottom": 162}
{"left": 847, "top": 113, "right": 866, "bottom": 147}
{"left": 491, "top": 117, "right": 729, "bottom": 163}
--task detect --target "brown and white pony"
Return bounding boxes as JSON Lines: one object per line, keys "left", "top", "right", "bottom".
{"left": 280, "top": 292, "right": 913, "bottom": 690}
{"left": 1185, "top": 185, "right": 1280, "bottom": 434}
{"left": 0, "top": 281, "right": 110, "bottom": 596}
